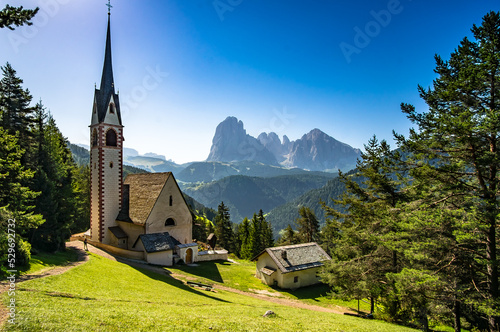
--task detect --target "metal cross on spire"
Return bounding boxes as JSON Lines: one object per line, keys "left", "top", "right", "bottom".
{"left": 106, "top": 0, "right": 112, "bottom": 14}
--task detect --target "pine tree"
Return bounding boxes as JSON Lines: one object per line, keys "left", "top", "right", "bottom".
{"left": 0, "top": 128, "right": 43, "bottom": 276}
{"left": 238, "top": 217, "right": 253, "bottom": 259}
{"left": 214, "top": 202, "right": 235, "bottom": 253}
{"left": 278, "top": 224, "right": 297, "bottom": 246}
{"left": 321, "top": 137, "right": 409, "bottom": 320}
{"left": 29, "top": 107, "right": 77, "bottom": 251}
{"left": 262, "top": 215, "right": 274, "bottom": 249}
{"left": 0, "top": 4, "right": 39, "bottom": 30}
{"left": 295, "top": 206, "right": 320, "bottom": 243}
{"left": 396, "top": 11, "right": 500, "bottom": 331}
{"left": 249, "top": 213, "right": 262, "bottom": 258}
{"left": 0, "top": 63, "right": 36, "bottom": 167}
{"left": 70, "top": 165, "right": 90, "bottom": 234}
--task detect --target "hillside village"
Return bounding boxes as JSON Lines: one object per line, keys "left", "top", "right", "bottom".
{"left": 0, "top": 3, "right": 500, "bottom": 332}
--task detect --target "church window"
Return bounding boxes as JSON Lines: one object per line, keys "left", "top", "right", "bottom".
{"left": 169, "top": 195, "right": 173, "bottom": 206}
{"left": 109, "top": 103, "right": 115, "bottom": 114}
{"left": 92, "top": 129, "right": 98, "bottom": 147}
{"left": 165, "top": 218, "right": 175, "bottom": 226}
{"left": 110, "top": 162, "right": 114, "bottom": 168}
{"left": 106, "top": 129, "right": 117, "bottom": 146}
{"left": 94, "top": 163, "right": 96, "bottom": 169}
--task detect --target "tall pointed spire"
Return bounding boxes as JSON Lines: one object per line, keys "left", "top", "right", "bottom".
{"left": 99, "top": 9, "right": 114, "bottom": 94}
{"left": 93, "top": 0, "right": 122, "bottom": 126}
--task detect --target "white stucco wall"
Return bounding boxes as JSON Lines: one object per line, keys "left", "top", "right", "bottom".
{"left": 280, "top": 267, "right": 322, "bottom": 289}
{"left": 100, "top": 143, "right": 121, "bottom": 244}
{"left": 255, "top": 252, "right": 323, "bottom": 289}
{"left": 90, "top": 146, "right": 100, "bottom": 242}
{"left": 197, "top": 250, "right": 228, "bottom": 262}
{"left": 117, "top": 221, "right": 144, "bottom": 251}
{"left": 255, "top": 252, "right": 278, "bottom": 283}
{"left": 146, "top": 250, "right": 174, "bottom": 266}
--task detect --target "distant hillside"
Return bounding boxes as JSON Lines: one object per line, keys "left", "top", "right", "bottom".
{"left": 182, "top": 194, "right": 217, "bottom": 221}
{"left": 266, "top": 169, "right": 360, "bottom": 232}
{"left": 123, "top": 165, "right": 149, "bottom": 178}
{"left": 68, "top": 143, "right": 90, "bottom": 166}
{"left": 69, "top": 143, "right": 149, "bottom": 177}
{"left": 176, "top": 160, "right": 335, "bottom": 183}
{"left": 124, "top": 155, "right": 187, "bottom": 174}
{"left": 182, "top": 173, "right": 334, "bottom": 222}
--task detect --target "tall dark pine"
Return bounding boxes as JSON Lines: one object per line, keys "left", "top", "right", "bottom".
{"left": 396, "top": 11, "right": 500, "bottom": 331}
{"left": 321, "top": 137, "right": 408, "bottom": 319}
{"left": 0, "top": 63, "right": 35, "bottom": 164}
{"left": 295, "top": 206, "right": 320, "bottom": 243}
{"left": 30, "top": 106, "right": 77, "bottom": 252}
{"left": 214, "top": 202, "right": 234, "bottom": 253}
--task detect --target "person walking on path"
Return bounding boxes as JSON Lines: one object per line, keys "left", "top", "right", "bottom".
{"left": 83, "top": 238, "right": 88, "bottom": 251}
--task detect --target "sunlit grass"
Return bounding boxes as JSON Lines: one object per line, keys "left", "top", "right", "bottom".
{"left": 170, "top": 259, "right": 372, "bottom": 313}
{"left": 3, "top": 254, "right": 416, "bottom": 331}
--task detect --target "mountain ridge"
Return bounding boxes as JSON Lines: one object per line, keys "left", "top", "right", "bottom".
{"left": 209, "top": 116, "right": 360, "bottom": 172}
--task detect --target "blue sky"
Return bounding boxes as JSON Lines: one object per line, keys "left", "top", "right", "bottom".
{"left": 1, "top": 0, "right": 499, "bottom": 164}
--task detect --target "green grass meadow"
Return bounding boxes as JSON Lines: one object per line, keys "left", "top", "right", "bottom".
{"left": 170, "top": 259, "right": 373, "bottom": 313}
{"left": 2, "top": 254, "right": 416, "bottom": 331}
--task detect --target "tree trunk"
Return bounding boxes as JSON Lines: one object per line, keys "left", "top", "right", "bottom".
{"left": 454, "top": 299, "right": 461, "bottom": 332}
{"left": 419, "top": 306, "right": 429, "bottom": 332}
{"left": 487, "top": 219, "right": 499, "bottom": 332}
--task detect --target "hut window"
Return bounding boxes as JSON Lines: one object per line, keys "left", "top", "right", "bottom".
{"left": 165, "top": 218, "right": 175, "bottom": 226}
{"left": 106, "top": 129, "right": 117, "bottom": 146}
{"left": 294, "top": 276, "right": 299, "bottom": 283}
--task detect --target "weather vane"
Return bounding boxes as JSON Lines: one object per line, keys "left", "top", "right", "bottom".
{"left": 106, "top": 0, "right": 112, "bottom": 14}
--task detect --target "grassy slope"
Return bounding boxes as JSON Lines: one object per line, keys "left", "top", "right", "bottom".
{"left": 170, "top": 259, "right": 373, "bottom": 313}
{"left": 3, "top": 255, "right": 415, "bottom": 332}
{"left": 17, "top": 249, "right": 79, "bottom": 276}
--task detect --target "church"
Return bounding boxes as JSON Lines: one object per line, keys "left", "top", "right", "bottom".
{"left": 86, "top": 7, "right": 200, "bottom": 266}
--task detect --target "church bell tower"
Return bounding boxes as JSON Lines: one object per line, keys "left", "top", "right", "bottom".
{"left": 90, "top": 5, "right": 123, "bottom": 244}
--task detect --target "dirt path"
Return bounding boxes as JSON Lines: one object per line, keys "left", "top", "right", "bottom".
{"left": 214, "top": 284, "right": 348, "bottom": 314}
{"left": 0, "top": 240, "right": 352, "bottom": 328}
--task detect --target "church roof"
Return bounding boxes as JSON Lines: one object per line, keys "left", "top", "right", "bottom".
{"left": 136, "top": 232, "right": 181, "bottom": 253}
{"left": 252, "top": 242, "right": 331, "bottom": 274}
{"left": 117, "top": 172, "right": 172, "bottom": 224}
{"left": 117, "top": 172, "right": 190, "bottom": 225}
{"left": 94, "top": 12, "right": 122, "bottom": 125}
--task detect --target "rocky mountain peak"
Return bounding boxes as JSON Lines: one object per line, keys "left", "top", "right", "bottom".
{"left": 207, "top": 117, "right": 279, "bottom": 165}
{"left": 207, "top": 117, "right": 360, "bottom": 172}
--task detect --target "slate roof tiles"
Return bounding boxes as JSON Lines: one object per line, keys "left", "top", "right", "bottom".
{"left": 253, "top": 242, "right": 331, "bottom": 274}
